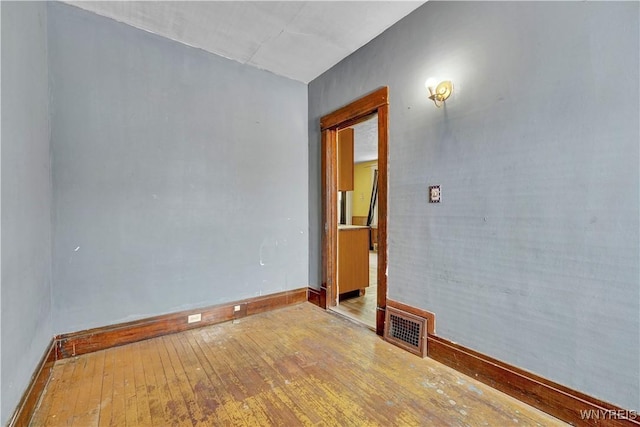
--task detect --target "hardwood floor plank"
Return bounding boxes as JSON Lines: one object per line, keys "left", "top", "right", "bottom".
{"left": 170, "top": 332, "right": 234, "bottom": 425}
{"left": 130, "top": 342, "right": 153, "bottom": 426}
{"left": 241, "top": 332, "right": 326, "bottom": 425}
{"left": 241, "top": 311, "right": 361, "bottom": 423}
{"left": 109, "top": 347, "right": 127, "bottom": 427}
{"left": 162, "top": 334, "right": 211, "bottom": 426}
{"left": 120, "top": 345, "right": 139, "bottom": 426}
{"left": 305, "top": 307, "right": 471, "bottom": 424}
{"left": 71, "top": 351, "right": 105, "bottom": 426}
{"left": 195, "top": 327, "right": 266, "bottom": 425}
{"left": 226, "top": 334, "right": 314, "bottom": 426}
{"left": 198, "top": 328, "right": 274, "bottom": 425}
{"left": 154, "top": 336, "right": 192, "bottom": 426}
{"left": 137, "top": 339, "right": 169, "bottom": 426}
{"left": 64, "top": 354, "right": 94, "bottom": 426}
{"left": 97, "top": 349, "right": 115, "bottom": 427}
{"left": 31, "top": 303, "right": 566, "bottom": 427}
{"left": 246, "top": 309, "right": 434, "bottom": 425}
{"left": 44, "top": 357, "right": 85, "bottom": 426}
{"left": 32, "top": 358, "right": 73, "bottom": 426}
{"left": 285, "top": 329, "right": 392, "bottom": 424}
{"left": 184, "top": 329, "right": 249, "bottom": 426}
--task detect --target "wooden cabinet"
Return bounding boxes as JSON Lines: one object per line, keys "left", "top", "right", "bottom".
{"left": 337, "top": 226, "right": 369, "bottom": 295}
{"left": 337, "top": 128, "right": 354, "bottom": 191}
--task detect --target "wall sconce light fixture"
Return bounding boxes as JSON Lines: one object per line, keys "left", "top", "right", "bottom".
{"left": 425, "top": 78, "right": 453, "bottom": 108}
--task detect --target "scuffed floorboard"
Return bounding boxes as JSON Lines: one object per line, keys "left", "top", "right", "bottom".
{"left": 31, "top": 303, "right": 566, "bottom": 426}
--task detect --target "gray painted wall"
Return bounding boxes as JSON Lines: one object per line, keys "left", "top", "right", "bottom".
{"left": 1, "top": 2, "right": 53, "bottom": 424}
{"left": 309, "top": 2, "right": 639, "bottom": 410}
{"left": 1, "top": 0, "right": 3, "bottom": 416}
{"left": 49, "top": 3, "right": 308, "bottom": 333}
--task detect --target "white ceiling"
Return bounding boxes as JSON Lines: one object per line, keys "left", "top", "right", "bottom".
{"left": 65, "top": 1, "right": 425, "bottom": 83}
{"left": 353, "top": 114, "right": 378, "bottom": 163}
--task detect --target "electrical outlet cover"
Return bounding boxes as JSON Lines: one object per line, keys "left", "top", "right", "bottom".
{"left": 188, "top": 313, "right": 202, "bottom": 323}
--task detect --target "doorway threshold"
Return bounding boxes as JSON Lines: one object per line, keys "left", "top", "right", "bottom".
{"left": 329, "top": 305, "right": 376, "bottom": 332}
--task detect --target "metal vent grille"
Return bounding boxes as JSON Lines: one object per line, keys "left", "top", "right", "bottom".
{"left": 384, "top": 307, "right": 428, "bottom": 357}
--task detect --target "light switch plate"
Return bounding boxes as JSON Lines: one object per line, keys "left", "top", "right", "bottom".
{"left": 429, "top": 185, "right": 441, "bottom": 203}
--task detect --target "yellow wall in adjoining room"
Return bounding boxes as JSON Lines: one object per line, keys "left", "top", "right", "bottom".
{"left": 352, "top": 160, "right": 378, "bottom": 218}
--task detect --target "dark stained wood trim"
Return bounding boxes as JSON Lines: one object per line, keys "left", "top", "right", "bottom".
{"left": 428, "top": 334, "right": 640, "bottom": 426}
{"left": 320, "top": 86, "right": 389, "bottom": 335}
{"left": 320, "top": 87, "right": 389, "bottom": 130}
{"left": 321, "top": 128, "right": 338, "bottom": 309}
{"left": 319, "top": 286, "right": 327, "bottom": 309}
{"left": 334, "top": 112, "right": 378, "bottom": 134}
{"left": 375, "top": 104, "right": 389, "bottom": 336}
{"left": 387, "top": 299, "right": 435, "bottom": 335}
{"left": 307, "top": 287, "right": 321, "bottom": 307}
{"left": 7, "top": 339, "right": 57, "bottom": 427}
{"left": 56, "top": 287, "right": 307, "bottom": 359}
{"left": 246, "top": 288, "right": 307, "bottom": 315}
{"left": 384, "top": 299, "right": 637, "bottom": 425}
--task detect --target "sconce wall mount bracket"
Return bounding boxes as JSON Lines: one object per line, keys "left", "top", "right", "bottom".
{"left": 427, "top": 80, "right": 453, "bottom": 108}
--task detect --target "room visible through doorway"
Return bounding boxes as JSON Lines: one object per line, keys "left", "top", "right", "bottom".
{"left": 332, "top": 115, "right": 379, "bottom": 329}
{"left": 320, "top": 86, "right": 388, "bottom": 336}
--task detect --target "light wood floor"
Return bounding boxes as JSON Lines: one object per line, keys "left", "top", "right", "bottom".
{"left": 334, "top": 251, "right": 378, "bottom": 328}
{"left": 32, "top": 303, "right": 566, "bottom": 426}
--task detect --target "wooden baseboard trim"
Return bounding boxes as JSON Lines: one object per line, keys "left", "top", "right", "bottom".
{"left": 307, "top": 287, "right": 321, "bottom": 307}
{"left": 8, "top": 339, "right": 57, "bottom": 427}
{"left": 319, "top": 286, "right": 327, "bottom": 308}
{"left": 385, "top": 300, "right": 637, "bottom": 426}
{"left": 428, "top": 335, "right": 639, "bottom": 426}
{"left": 387, "top": 299, "right": 435, "bottom": 335}
{"left": 56, "top": 287, "right": 307, "bottom": 359}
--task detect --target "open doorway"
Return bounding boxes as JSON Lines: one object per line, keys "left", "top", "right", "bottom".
{"left": 331, "top": 115, "right": 379, "bottom": 329}
{"left": 320, "top": 87, "right": 388, "bottom": 335}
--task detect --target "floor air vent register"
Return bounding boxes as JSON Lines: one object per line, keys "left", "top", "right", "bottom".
{"left": 383, "top": 306, "right": 428, "bottom": 357}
